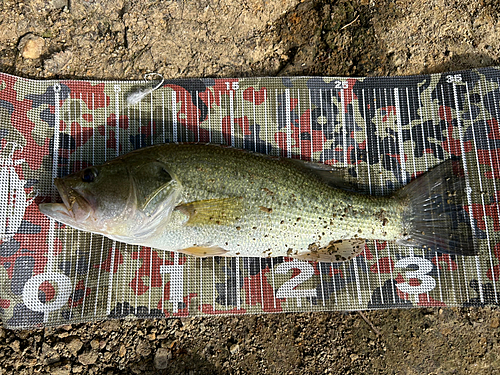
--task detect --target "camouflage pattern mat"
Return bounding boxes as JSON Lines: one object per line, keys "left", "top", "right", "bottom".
{"left": 1, "top": 69, "right": 500, "bottom": 329}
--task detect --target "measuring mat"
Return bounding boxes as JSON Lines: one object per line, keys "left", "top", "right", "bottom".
{"left": 0, "top": 69, "right": 499, "bottom": 329}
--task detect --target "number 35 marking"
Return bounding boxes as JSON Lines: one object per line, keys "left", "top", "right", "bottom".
{"left": 446, "top": 74, "right": 462, "bottom": 83}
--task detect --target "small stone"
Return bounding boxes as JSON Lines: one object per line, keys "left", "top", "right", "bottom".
{"left": 350, "top": 353, "right": 359, "bottom": 361}
{"left": 101, "top": 320, "right": 121, "bottom": 332}
{"left": 44, "top": 50, "right": 73, "bottom": 74}
{"left": 136, "top": 339, "right": 151, "bottom": 357}
{"left": 119, "top": 344, "right": 126, "bottom": 357}
{"left": 9, "top": 340, "right": 20, "bottom": 353}
{"left": 78, "top": 351, "right": 99, "bottom": 366}
{"left": 52, "top": 365, "right": 71, "bottom": 375}
{"left": 19, "top": 34, "right": 45, "bottom": 59}
{"left": 44, "top": 348, "right": 61, "bottom": 365}
{"left": 491, "top": 318, "right": 499, "bottom": 328}
{"left": 67, "top": 338, "right": 83, "bottom": 356}
{"left": 230, "top": 343, "right": 240, "bottom": 355}
{"left": 50, "top": 0, "right": 68, "bottom": 8}
{"left": 90, "top": 339, "right": 100, "bottom": 351}
{"left": 154, "top": 348, "right": 171, "bottom": 370}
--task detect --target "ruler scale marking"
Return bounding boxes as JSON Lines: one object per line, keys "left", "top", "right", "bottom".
{"left": 480, "top": 78, "right": 500, "bottom": 304}
{"left": 452, "top": 81, "right": 485, "bottom": 303}
{"left": 465, "top": 81, "right": 497, "bottom": 300}
{"left": 9, "top": 72, "right": 500, "bottom": 327}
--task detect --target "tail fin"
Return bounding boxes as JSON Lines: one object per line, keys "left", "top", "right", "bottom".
{"left": 396, "top": 159, "right": 477, "bottom": 256}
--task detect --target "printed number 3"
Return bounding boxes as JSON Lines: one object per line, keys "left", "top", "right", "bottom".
{"left": 395, "top": 257, "right": 436, "bottom": 295}
{"left": 275, "top": 260, "right": 317, "bottom": 307}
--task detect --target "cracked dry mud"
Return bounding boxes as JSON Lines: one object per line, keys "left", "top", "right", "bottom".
{"left": 1, "top": 0, "right": 500, "bottom": 374}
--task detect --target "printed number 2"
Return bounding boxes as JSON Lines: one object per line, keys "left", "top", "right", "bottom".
{"left": 224, "top": 82, "right": 239, "bottom": 91}
{"left": 446, "top": 74, "right": 462, "bottom": 83}
{"left": 394, "top": 257, "right": 436, "bottom": 295}
{"left": 275, "top": 260, "right": 317, "bottom": 307}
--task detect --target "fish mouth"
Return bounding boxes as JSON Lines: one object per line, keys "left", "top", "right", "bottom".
{"left": 39, "top": 178, "right": 94, "bottom": 224}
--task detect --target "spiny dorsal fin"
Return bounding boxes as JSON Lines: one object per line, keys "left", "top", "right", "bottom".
{"left": 175, "top": 197, "right": 244, "bottom": 226}
{"left": 293, "top": 239, "right": 366, "bottom": 263}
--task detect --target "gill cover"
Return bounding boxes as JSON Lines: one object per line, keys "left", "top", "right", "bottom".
{"left": 127, "top": 160, "right": 182, "bottom": 240}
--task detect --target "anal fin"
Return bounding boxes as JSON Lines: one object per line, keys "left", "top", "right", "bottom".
{"left": 294, "top": 239, "right": 366, "bottom": 263}
{"left": 178, "top": 245, "right": 229, "bottom": 257}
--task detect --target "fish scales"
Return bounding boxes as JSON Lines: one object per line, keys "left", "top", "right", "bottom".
{"left": 145, "top": 144, "right": 402, "bottom": 257}
{"left": 39, "top": 143, "right": 477, "bottom": 262}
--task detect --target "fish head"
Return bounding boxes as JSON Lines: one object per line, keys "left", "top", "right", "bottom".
{"left": 39, "top": 156, "right": 182, "bottom": 241}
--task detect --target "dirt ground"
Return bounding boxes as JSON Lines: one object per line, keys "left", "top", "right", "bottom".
{"left": 1, "top": 0, "right": 500, "bottom": 374}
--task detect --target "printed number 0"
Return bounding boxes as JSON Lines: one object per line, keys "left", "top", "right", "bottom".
{"left": 275, "top": 260, "right": 317, "bottom": 307}
{"left": 394, "top": 257, "right": 436, "bottom": 295}
{"left": 23, "top": 272, "right": 72, "bottom": 313}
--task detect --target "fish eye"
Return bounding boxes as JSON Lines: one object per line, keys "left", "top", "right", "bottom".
{"left": 81, "top": 168, "right": 97, "bottom": 183}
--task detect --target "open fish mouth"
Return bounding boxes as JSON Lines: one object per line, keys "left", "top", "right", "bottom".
{"left": 39, "top": 179, "right": 93, "bottom": 223}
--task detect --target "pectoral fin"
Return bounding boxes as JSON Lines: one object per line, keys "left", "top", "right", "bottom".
{"left": 294, "top": 239, "right": 366, "bottom": 263}
{"left": 175, "top": 197, "right": 243, "bottom": 226}
{"left": 178, "top": 245, "right": 229, "bottom": 257}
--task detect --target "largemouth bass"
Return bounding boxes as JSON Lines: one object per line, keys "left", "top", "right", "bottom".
{"left": 39, "top": 143, "right": 476, "bottom": 262}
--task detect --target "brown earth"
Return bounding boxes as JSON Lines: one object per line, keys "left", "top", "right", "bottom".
{"left": 1, "top": 0, "right": 500, "bottom": 374}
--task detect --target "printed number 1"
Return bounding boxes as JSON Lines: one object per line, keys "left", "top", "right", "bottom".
{"left": 160, "top": 262, "right": 184, "bottom": 313}
{"left": 225, "top": 82, "right": 239, "bottom": 91}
